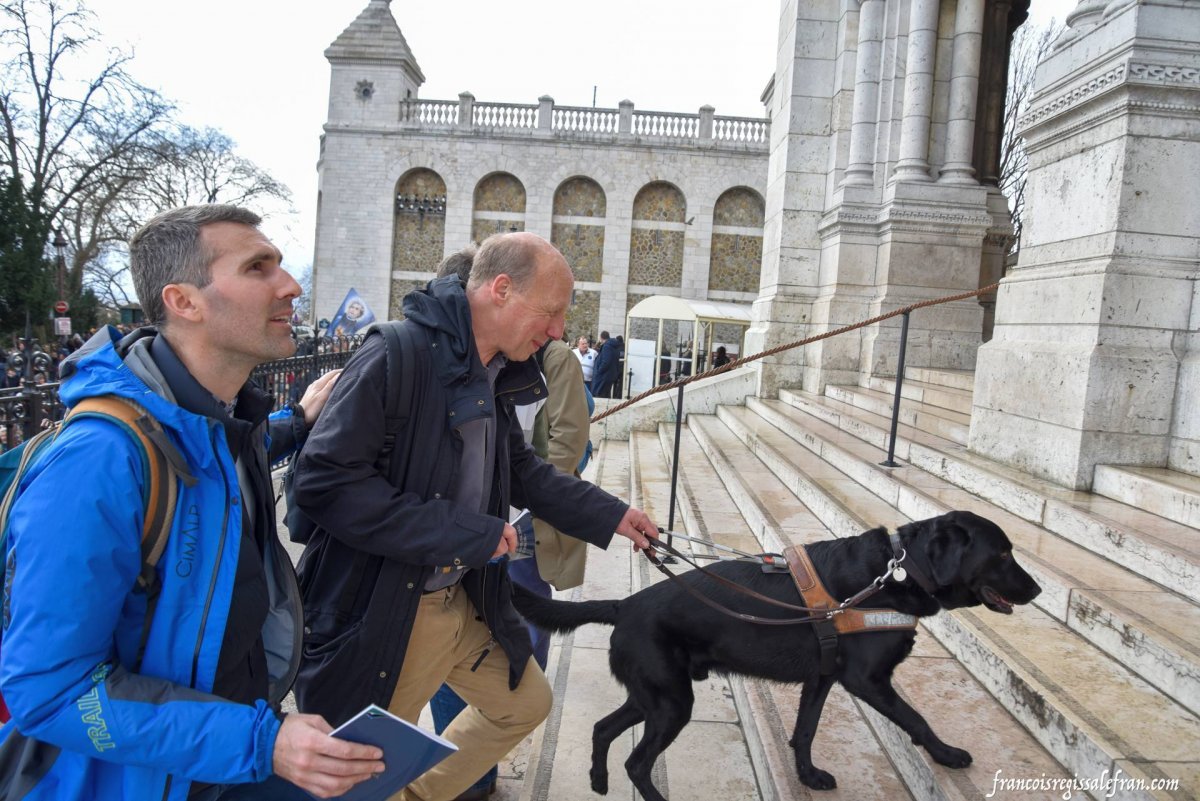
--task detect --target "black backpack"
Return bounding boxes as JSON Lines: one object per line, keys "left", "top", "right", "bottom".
{"left": 283, "top": 321, "right": 420, "bottom": 544}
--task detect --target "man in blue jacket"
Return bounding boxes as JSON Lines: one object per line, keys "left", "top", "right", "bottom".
{"left": 292, "top": 232, "right": 658, "bottom": 801}
{"left": 0, "top": 205, "right": 384, "bottom": 800}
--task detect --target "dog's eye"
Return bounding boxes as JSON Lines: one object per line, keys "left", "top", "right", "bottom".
{"left": 999, "top": 551, "right": 1012, "bottom": 560}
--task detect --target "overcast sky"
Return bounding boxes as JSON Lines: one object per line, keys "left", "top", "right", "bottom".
{"left": 83, "top": 0, "right": 1075, "bottom": 275}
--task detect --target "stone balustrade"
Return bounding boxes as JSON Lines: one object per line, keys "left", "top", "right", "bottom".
{"left": 398, "top": 95, "right": 768, "bottom": 150}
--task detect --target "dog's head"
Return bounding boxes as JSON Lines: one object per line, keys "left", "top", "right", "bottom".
{"left": 905, "top": 511, "right": 1041, "bottom": 614}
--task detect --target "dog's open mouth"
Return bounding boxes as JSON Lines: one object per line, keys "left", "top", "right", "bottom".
{"left": 979, "top": 586, "right": 1014, "bottom": 614}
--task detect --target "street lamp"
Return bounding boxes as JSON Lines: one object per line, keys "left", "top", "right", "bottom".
{"left": 53, "top": 228, "right": 67, "bottom": 304}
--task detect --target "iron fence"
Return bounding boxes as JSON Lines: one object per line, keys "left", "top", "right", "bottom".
{"left": 0, "top": 336, "right": 364, "bottom": 454}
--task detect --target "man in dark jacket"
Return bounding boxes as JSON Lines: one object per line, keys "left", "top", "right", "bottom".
{"left": 291, "top": 232, "right": 657, "bottom": 801}
{"left": 590, "top": 330, "right": 620, "bottom": 399}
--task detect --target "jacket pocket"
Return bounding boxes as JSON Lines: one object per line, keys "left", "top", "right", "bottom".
{"left": 296, "top": 616, "right": 370, "bottom": 723}
{"left": 302, "top": 616, "right": 364, "bottom": 659}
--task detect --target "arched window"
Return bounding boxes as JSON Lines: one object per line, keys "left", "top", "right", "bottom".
{"left": 628, "top": 181, "right": 686, "bottom": 288}
{"left": 708, "top": 187, "right": 764, "bottom": 295}
{"left": 472, "top": 172, "right": 526, "bottom": 242}
{"left": 551, "top": 176, "right": 607, "bottom": 341}
{"left": 391, "top": 168, "right": 447, "bottom": 317}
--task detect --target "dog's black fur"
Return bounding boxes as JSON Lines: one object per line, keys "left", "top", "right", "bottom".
{"left": 512, "top": 510, "right": 1041, "bottom": 801}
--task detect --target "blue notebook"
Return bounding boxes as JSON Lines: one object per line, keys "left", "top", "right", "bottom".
{"left": 327, "top": 704, "right": 458, "bottom": 801}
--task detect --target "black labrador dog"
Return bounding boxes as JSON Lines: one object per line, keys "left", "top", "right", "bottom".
{"left": 512, "top": 510, "right": 1041, "bottom": 801}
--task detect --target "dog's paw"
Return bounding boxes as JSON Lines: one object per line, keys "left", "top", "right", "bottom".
{"left": 590, "top": 767, "right": 610, "bottom": 795}
{"left": 798, "top": 766, "right": 838, "bottom": 790}
{"left": 928, "top": 744, "right": 973, "bottom": 768}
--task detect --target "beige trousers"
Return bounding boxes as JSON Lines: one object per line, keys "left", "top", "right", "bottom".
{"left": 386, "top": 584, "right": 552, "bottom": 801}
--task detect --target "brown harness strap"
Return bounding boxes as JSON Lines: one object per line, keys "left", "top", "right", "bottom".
{"left": 782, "top": 544, "right": 918, "bottom": 675}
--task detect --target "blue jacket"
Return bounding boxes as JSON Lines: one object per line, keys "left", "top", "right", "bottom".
{"left": 0, "top": 327, "right": 303, "bottom": 800}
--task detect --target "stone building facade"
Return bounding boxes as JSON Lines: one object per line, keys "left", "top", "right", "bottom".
{"left": 315, "top": 0, "right": 1199, "bottom": 490}
{"left": 314, "top": 0, "right": 769, "bottom": 344}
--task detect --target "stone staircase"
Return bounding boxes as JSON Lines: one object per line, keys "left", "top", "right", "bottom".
{"left": 616, "top": 368, "right": 1200, "bottom": 801}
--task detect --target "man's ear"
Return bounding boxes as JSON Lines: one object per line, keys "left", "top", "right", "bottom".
{"left": 161, "top": 283, "right": 204, "bottom": 324}
{"left": 926, "top": 520, "right": 970, "bottom": 586}
{"left": 490, "top": 274, "right": 513, "bottom": 304}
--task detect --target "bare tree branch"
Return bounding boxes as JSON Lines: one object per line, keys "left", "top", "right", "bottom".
{"left": 1000, "top": 19, "right": 1063, "bottom": 257}
{"left": 2, "top": 0, "right": 292, "bottom": 314}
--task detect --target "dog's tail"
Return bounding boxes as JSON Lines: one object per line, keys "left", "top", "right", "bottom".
{"left": 511, "top": 583, "right": 620, "bottom": 631}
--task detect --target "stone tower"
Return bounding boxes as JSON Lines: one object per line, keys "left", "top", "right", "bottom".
{"left": 324, "top": 0, "right": 424, "bottom": 128}
{"left": 314, "top": 0, "right": 425, "bottom": 321}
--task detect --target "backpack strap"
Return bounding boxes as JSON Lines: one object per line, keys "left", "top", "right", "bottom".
{"left": 0, "top": 427, "right": 62, "bottom": 536}
{"left": 376, "top": 321, "right": 420, "bottom": 479}
{"left": 65, "top": 396, "right": 192, "bottom": 593}
{"left": 331, "top": 321, "right": 421, "bottom": 621}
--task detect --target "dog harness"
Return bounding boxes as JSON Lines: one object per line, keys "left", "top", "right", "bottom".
{"left": 782, "top": 544, "right": 918, "bottom": 675}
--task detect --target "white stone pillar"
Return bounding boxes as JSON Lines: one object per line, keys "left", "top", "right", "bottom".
{"left": 893, "top": 0, "right": 940, "bottom": 181}
{"left": 939, "top": 0, "right": 985, "bottom": 183}
{"left": 970, "top": 0, "right": 1200, "bottom": 488}
{"left": 842, "top": 0, "right": 886, "bottom": 186}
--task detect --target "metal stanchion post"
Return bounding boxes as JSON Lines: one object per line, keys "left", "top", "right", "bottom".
{"left": 663, "top": 382, "right": 685, "bottom": 563}
{"left": 880, "top": 310, "right": 910, "bottom": 468}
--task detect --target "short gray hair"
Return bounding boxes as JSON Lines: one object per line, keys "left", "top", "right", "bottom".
{"left": 467, "top": 233, "right": 541, "bottom": 293}
{"left": 436, "top": 245, "right": 477, "bottom": 284}
{"left": 129, "top": 204, "right": 262, "bottom": 326}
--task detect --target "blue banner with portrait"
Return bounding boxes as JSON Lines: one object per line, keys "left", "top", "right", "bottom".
{"left": 326, "top": 288, "right": 376, "bottom": 338}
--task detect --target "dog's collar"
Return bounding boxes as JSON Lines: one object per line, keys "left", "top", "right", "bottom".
{"left": 889, "top": 532, "right": 939, "bottom": 595}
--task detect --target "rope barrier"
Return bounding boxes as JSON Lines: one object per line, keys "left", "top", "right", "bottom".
{"left": 590, "top": 282, "right": 1000, "bottom": 423}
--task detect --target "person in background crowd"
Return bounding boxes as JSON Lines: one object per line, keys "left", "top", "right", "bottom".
{"left": 574, "top": 335, "right": 595, "bottom": 384}
{"left": 590, "top": 330, "right": 619, "bottom": 399}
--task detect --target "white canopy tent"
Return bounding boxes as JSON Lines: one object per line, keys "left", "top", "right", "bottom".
{"left": 622, "top": 295, "right": 753, "bottom": 398}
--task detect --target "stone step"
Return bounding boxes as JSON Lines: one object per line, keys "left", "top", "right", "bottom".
{"left": 753, "top": 395, "right": 1200, "bottom": 720}
{"left": 675, "top": 416, "right": 1072, "bottom": 800}
{"left": 1093, "top": 465, "right": 1200, "bottom": 530}
{"left": 779, "top": 388, "right": 1200, "bottom": 607}
{"left": 865, "top": 375, "right": 974, "bottom": 416}
{"left": 518, "top": 436, "right": 761, "bottom": 801}
{"left": 717, "top": 402, "right": 1200, "bottom": 799}
{"left": 824, "top": 383, "right": 970, "bottom": 445}
{"left": 905, "top": 366, "right": 976, "bottom": 393}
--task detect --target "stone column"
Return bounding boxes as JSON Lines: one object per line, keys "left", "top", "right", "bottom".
{"left": 939, "top": 0, "right": 985, "bottom": 183}
{"left": 970, "top": 0, "right": 1200, "bottom": 488}
{"left": 842, "top": 0, "right": 887, "bottom": 186}
{"left": 457, "top": 92, "right": 474, "bottom": 130}
{"left": 698, "top": 105, "right": 715, "bottom": 142}
{"left": 971, "top": 0, "right": 1015, "bottom": 185}
{"left": 537, "top": 95, "right": 554, "bottom": 130}
{"left": 744, "top": 0, "right": 841, "bottom": 396}
{"left": 893, "top": 0, "right": 940, "bottom": 181}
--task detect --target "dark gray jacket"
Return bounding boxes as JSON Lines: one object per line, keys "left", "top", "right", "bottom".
{"left": 291, "top": 277, "right": 626, "bottom": 725}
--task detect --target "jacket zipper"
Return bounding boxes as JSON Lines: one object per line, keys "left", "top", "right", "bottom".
{"left": 191, "top": 436, "right": 232, "bottom": 688}
{"left": 162, "top": 427, "right": 231, "bottom": 801}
